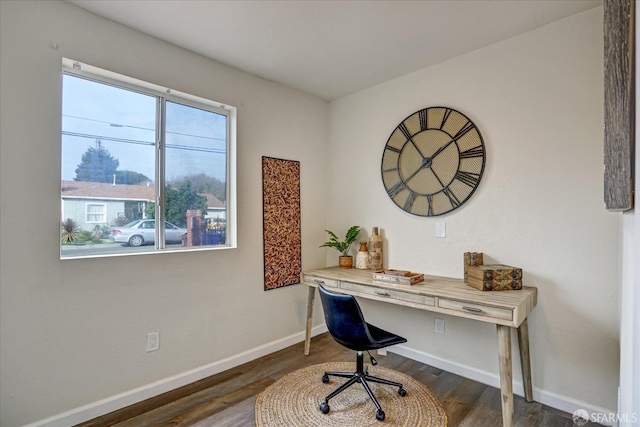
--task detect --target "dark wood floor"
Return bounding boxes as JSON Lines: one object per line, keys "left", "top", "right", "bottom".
{"left": 76, "top": 333, "right": 595, "bottom": 426}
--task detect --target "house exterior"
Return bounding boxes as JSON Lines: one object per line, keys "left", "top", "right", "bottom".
{"left": 60, "top": 180, "right": 226, "bottom": 231}
{"left": 204, "top": 193, "right": 226, "bottom": 221}
{"left": 61, "top": 180, "right": 154, "bottom": 231}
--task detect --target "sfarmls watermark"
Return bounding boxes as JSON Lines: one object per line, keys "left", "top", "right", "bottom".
{"left": 572, "top": 408, "right": 638, "bottom": 425}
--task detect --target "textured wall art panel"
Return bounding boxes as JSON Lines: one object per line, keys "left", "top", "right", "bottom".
{"left": 262, "top": 157, "right": 302, "bottom": 290}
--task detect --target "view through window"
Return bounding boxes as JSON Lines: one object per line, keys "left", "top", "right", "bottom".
{"left": 61, "top": 61, "right": 234, "bottom": 258}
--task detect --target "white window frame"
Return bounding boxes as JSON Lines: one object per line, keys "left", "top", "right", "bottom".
{"left": 61, "top": 58, "right": 237, "bottom": 258}
{"left": 85, "top": 203, "right": 106, "bottom": 223}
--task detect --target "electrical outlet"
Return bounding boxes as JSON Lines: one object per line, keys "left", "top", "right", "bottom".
{"left": 146, "top": 332, "right": 160, "bottom": 352}
{"left": 377, "top": 348, "right": 387, "bottom": 356}
{"left": 435, "top": 318, "right": 445, "bottom": 334}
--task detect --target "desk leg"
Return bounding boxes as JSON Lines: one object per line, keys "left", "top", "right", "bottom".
{"left": 517, "top": 318, "right": 534, "bottom": 402}
{"left": 497, "top": 325, "right": 514, "bottom": 427}
{"left": 304, "top": 286, "right": 315, "bottom": 356}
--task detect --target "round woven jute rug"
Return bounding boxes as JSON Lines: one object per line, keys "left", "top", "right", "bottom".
{"left": 255, "top": 361, "right": 448, "bottom": 426}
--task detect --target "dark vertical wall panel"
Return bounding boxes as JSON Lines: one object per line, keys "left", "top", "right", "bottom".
{"left": 604, "top": 0, "right": 635, "bottom": 211}
{"left": 262, "top": 157, "right": 302, "bottom": 290}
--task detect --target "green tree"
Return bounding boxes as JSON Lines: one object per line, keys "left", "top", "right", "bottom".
{"left": 171, "top": 173, "right": 225, "bottom": 202}
{"left": 115, "top": 170, "right": 151, "bottom": 185}
{"left": 145, "top": 181, "right": 208, "bottom": 227}
{"left": 74, "top": 145, "right": 120, "bottom": 183}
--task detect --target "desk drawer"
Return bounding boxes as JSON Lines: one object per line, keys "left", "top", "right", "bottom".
{"left": 438, "top": 299, "right": 512, "bottom": 321}
{"left": 303, "top": 274, "right": 339, "bottom": 288}
{"left": 340, "top": 282, "right": 435, "bottom": 307}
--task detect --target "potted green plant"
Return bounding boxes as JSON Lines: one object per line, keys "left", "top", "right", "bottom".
{"left": 320, "top": 226, "right": 361, "bottom": 268}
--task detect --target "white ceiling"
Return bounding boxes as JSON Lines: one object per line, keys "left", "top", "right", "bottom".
{"left": 68, "top": 0, "right": 602, "bottom": 101}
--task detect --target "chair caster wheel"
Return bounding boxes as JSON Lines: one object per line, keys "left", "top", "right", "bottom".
{"left": 322, "top": 374, "right": 329, "bottom": 383}
{"left": 376, "top": 409, "right": 385, "bottom": 421}
{"left": 398, "top": 387, "right": 407, "bottom": 397}
{"left": 320, "top": 402, "right": 330, "bottom": 414}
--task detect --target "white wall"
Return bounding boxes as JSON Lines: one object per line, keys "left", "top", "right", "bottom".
{"left": 0, "top": 1, "right": 328, "bottom": 426}
{"left": 328, "top": 7, "right": 621, "bottom": 414}
{"left": 618, "top": 7, "right": 640, "bottom": 423}
{"left": 619, "top": 118, "right": 640, "bottom": 425}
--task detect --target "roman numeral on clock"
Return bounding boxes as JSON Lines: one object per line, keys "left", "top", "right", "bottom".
{"left": 440, "top": 108, "right": 452, "bottom": 129}
{"left": 385, "top": 145, "right": 402, "bottom": 154}
{"left": 419, "top": 109, "right": 428, "bottom": 130}
{"left": 403, "top": 191, "right": 417, "bottom": 211}
{"left": 387, "top": 180, "right": 407, "bottom": 198}
{"left": 443, "top": 187, "right": 460, "bottom": 208}
{"left": 455, "top": 170, "right": 481, "bottom": 187}
{"left": 453, "top": 121, "right": 474, "bottom": 141}
{"left": 398, "top": 123, "right": 413, "bottom": 141}
{"left": 459, "top": 145, "right": 484, "bottom": 159}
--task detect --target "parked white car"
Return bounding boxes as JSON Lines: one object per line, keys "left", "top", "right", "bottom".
{"left": 109, "top": 220, "right": 186, "bottom": 246}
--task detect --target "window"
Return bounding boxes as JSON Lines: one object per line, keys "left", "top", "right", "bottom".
{"left": 85, "top": 204, "right": 106, "bottom": 223}
{"left": 60, "top": 59, "right": 236, "bottom": 259}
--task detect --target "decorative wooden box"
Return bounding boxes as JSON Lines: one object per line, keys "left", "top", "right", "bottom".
{"left": 466, "top": 264, "right": 523, "bottom": 291}
{"left": 372, "top": 270, "right": 424, "bottom": 285}
{"left": 463, "top": 252, "right": 484, "bottom": 282}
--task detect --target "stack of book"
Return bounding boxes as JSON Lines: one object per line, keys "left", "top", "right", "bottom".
{"left": 372, "top": 269, "right": 424, "bottom": 285}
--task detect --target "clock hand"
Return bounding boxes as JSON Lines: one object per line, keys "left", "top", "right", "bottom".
{"left": 428, "top": 168, "right": 460, "bottom": 207}
{"left": 408, "top": 138, "right": 427, "bottom": 159}
{"left": 403, "top": 139, "right": 454, "bottom": 186}
{"left": 399, "top": 123, "right": 428, "bottom": 159}
{"left": 430, "top": 167, "right": 445, "bottom": 187}
{"left": 430, "top": 139, "right": 455, "bottom": 160}
{"left": 402, "top": 165, "right": 424, "bottom": 184}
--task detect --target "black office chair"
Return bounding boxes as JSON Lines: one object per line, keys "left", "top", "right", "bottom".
{"left": 317, "top": 285, "right": 408, "bottom": 421}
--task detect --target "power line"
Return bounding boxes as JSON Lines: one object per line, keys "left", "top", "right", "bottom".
{"left": 62, "top": 131, "right": 226, "bottom": 154}
{"left": 63, "top": 114, "right": 152, "bottom": 131}
{"left": 62, "top": 114, "right": 227, "bottom": 142}
{"left": 63, "top": 131, "right": 153, "bottom": 146}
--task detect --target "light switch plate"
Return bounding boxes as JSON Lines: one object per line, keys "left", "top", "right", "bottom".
{"left": 436, "top": 221, "right": 446, "bottom": 238}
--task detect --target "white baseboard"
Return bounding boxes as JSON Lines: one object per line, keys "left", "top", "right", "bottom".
{"left": 23, "top": 324, "right": 329, "bottom": 427}
{"left": 25, "top": 326, "right": 615, "bottom": 427}
{"left": 389, "top": 344, "right": 617, "bottom": 425}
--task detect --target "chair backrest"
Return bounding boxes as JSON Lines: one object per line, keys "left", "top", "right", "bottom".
{"left": 318, "top": 285, "right": 373, "bottom": 350}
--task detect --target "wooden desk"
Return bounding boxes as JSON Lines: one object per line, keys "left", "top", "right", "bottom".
{"left": 302, "top": 266, "right": 537, "bottom": 427}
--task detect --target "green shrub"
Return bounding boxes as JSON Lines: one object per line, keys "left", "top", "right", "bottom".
{"left": 61, "top": 218, "right": 80, "bottom": 243}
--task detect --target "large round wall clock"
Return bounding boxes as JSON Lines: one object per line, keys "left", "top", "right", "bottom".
{"left": 381, "top": 107, "right": 486, "bottom": 216}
